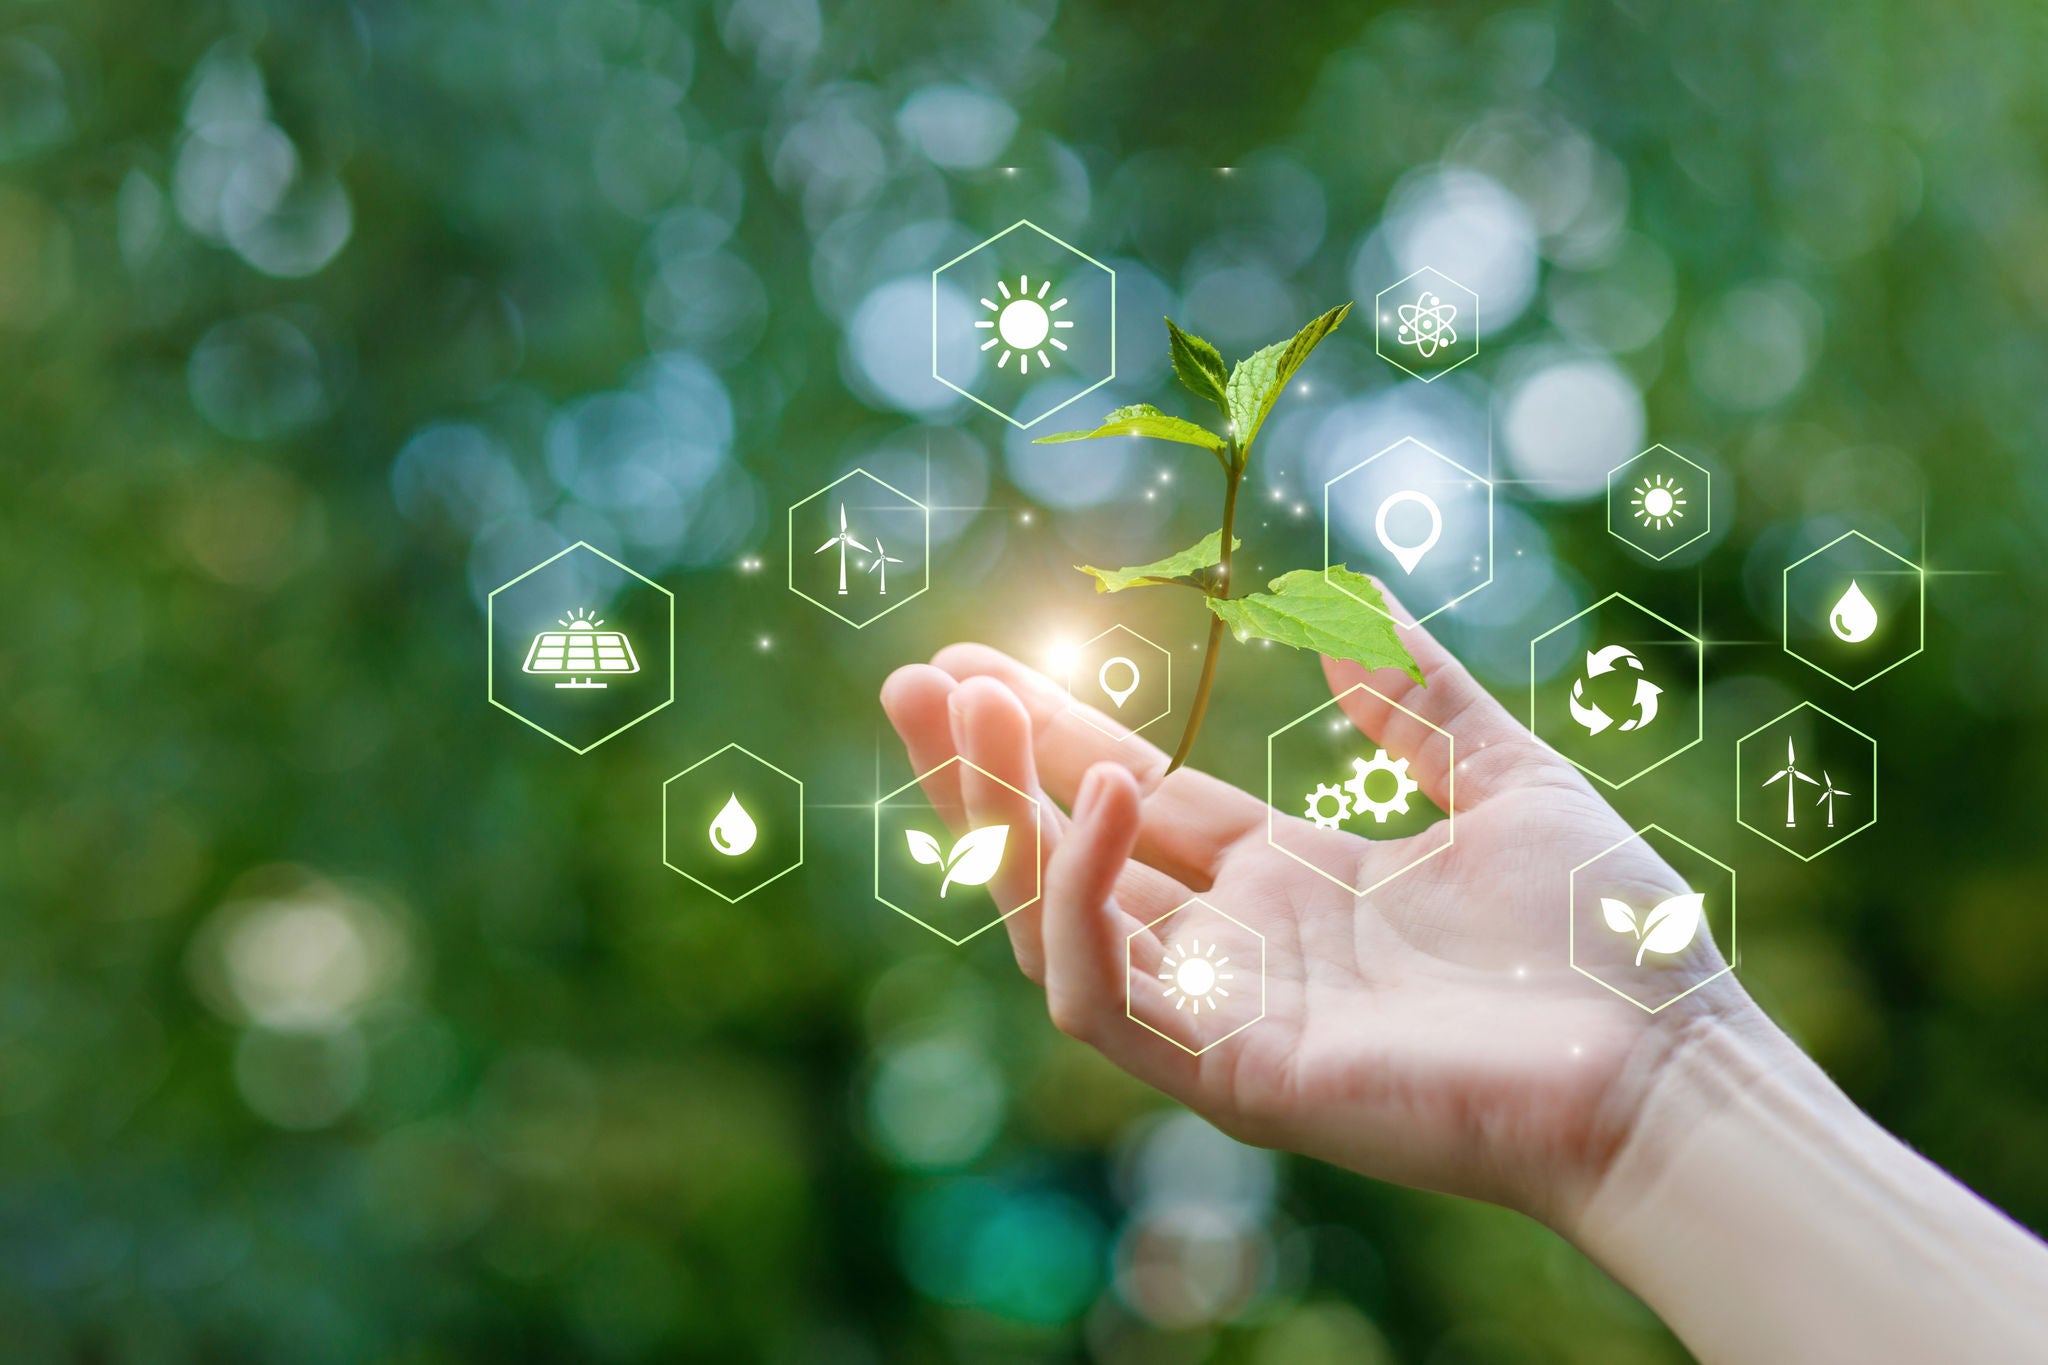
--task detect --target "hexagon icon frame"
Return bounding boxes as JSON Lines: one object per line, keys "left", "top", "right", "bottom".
{"left": 1735, "top": 702, "right": 1877, "bottom": 861}
{"left": 1607, "top": 445, "right": 1711, "bottom": 561}
{"left": 874, "top": 755, "right": 1043, "bottom": 945}
{"left": 932, "top": 220, "right": 1116, "bottom": 430}
{"left": 1375, "top": 266, "right": 1478, "bottom": 382}
{"left": 662, "top": 745, "right": 804, "bottom": 903}
{"left": 1323, "top": 437, "right": 1494, "bottom": 628}
{"left": 1570, "top": 824, "right": 1736, "bottom": 1014}
{"left": 1528, "top": 593, "right": 1703, "bottom": 791}
{"left": 787, "top": 468, "right": 930, "bottom": 628}
{"left": 1782, "top": 530, "right": 1925, "bottom": 689}
{"left": 1266, "top": 682, "right": 1454, "bottom": 896}
{"left": 1127, "top": 897, "right": 1266, "bottom": 1056}
{"left": 1065, "top": 623, "right": 1172, "bottom": 741}
{"left": 487, "top": 540, "right": 674, "bottom": 755}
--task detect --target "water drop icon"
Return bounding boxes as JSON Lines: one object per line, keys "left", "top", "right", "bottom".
{"left": 708, "top": 794, "right": 757, "bottom": 857}
{"left": 1829, "top": 580, "right": 1878, "bottom": 643}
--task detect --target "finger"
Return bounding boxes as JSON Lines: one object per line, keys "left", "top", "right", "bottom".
{"left": 1039, "top": 764, "right": 1206, "bottom": 1096}
{"left": 949, "top": 677, "right": 1053, "bottom": 979}
{"left": 944, "top": 681, "right": 1195, "bottom": 938}
{"left": 1040, "top": 763, "right": 1146, "bottom": 1038}
{"left": 884, "top": 665, "right": 1188, "bottom": 972}
{"left": 1320, "top": 584, "right": 1554, "bottom": 809}
{"left": 879, "top": 665, "right": 968, "bottom": 824}
{"left": 1042, "top": 768, "right": 1267, "bottom": 1106}
{"left": 931, "top": 643, "right": 1267, "bottom": 885}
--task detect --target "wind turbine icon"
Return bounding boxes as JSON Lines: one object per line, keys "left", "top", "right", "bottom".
{"left": 864, "top": 536, "right": 905, "bottom": 596}
{"left": 1814, "top": 770, "right": 1851, "bottom": 829}
{"left": 1762, "top": 736, "right": 1822, "bottom": 827}
{"left": 814, "top": 503, "right": 872, "bottom": 596}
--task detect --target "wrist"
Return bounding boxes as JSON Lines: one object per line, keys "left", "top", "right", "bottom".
{"left": 1556, "top": 991, "right": 2048, "bottom": 1364}
{"left": 1550, "top": 989, "right": 1799, "bottom": 1244}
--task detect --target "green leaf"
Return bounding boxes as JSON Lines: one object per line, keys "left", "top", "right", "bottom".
{"left": 1223, "top": 301, "right": 1352, "bottom": 452}
{"left": 1166, "top": 317, "right": 1230, "bottom": 418}
{"left": 1204, "top": 565, "right": 1424, "bottom": 683}
{"left": 1032, "top": 403, "right": 1228, "bottom": 454}
{"left": 1077, "top": 530, "right": 1239, "bottom": 593}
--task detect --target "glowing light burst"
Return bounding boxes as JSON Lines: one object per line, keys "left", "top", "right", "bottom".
{"left": 976, "top": 274, "right": 1073, "bottom": 374}
{"left": 1630, "top": 474, "right": 1688, "bottom": 531}
{"left": 1159, "top": 939, "right": 1234, "bottom": 1014}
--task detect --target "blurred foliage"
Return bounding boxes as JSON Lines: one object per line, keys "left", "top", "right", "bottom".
{"left": 3, "top": 0, "right": 2047, "bottom": 1361}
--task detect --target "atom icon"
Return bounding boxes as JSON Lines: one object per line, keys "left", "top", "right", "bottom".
{"left": 1394, "top": 291, "right": 1459, "bottom": 359}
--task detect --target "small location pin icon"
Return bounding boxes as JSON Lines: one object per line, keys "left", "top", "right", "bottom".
{"left": 1374, "top": 489, "right": 1443, "bottom": 575}
{"left": 1098, "top": 656, "right": 1140, "bottom": 708}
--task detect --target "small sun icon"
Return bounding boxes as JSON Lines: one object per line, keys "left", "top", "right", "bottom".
{"left": 1631, "top": 473, "right": 1688, "bottom": 531}
{"left": 1159, "top": 939, "right": 1233, "bottom": 1014}
{"left": 976, "top": 274, "right": 1073, "bottom": 374}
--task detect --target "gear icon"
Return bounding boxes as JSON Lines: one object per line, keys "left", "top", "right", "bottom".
{"left": 1344, "top": 749, "right": 1419, "bottom": 823}
{"left": 1304, "top": 782, "right": 1352, "bottom": 830}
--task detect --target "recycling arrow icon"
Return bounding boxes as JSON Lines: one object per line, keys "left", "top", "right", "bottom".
{"left": 1568, "top": 645, "right": 1662, "bottom": 735}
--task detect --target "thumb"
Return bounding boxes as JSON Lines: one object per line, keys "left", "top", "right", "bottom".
{"left": 1318, "top": 581, "right": 1550, "bottom": 809}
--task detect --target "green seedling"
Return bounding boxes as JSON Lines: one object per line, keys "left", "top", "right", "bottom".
{"left": 1038, "top": 304, "right": 1421, "bottom": 771}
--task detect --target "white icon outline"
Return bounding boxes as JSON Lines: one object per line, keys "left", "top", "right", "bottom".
{"left": 521, "top": 608, "right": 640, "bottom": 690}
{"left": 787, "top": 468, "right": 930, "bottom": 629}
{"left": 932, "top": 220, "right": 1115, "bottom": 430}
{"left": 1781, "top": 530, "right": 1925, "bottom": 690}
{"left": 1063, "top": 624, "right": 1173, "bottom": 741}
{"left": 873, "top": 755, "right": 1044, "bottom": 945}
{"left": 1566, "top": 644, "right": 1663, "bottom": 736}
{"left": 1267, "top": 683, "right": 1453, "bottom": 896}
{"left": 1528, "top": 593, "right": 1703, "bottom": 791}
{"left": 1374, "top": 266, "right": 1479, "bottom": 382}
{"left": 1735, "top": 702, "right": 1877, "bottom": 861}
{"left": 1126, "top": 897, "right": 1267, "bottom": 1056}
{"left": 487, "top": 541, "right": 674, "bottom": 755}
{"left": 1323, "top": 436, "right": 1494, "bottom": 629}
{"left": 1605, "top": 445, "right": 1712, "bottom": 562}
{"left": 1373, "top": 489, "right": 1444, "bottom": 575}
{"left": 662, "top": 745, "right": 804, "bottom": 904}
{"left": 1828, "top": 580, "right": 1878, "bottom": 643}
{"left": 1569, "top": 824, "right": 1737, "bottom": 1014}
{"left": 709, "top": 793, "right": 758, "bottom": 857}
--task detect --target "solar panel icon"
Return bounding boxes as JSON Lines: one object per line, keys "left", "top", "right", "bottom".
{"left": 522, "top": 609, "right": 639, "bottom": 689}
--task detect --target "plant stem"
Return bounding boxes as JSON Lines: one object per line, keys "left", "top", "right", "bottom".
{"left": 1165, "top": 440, "right": 1243, "bottom": 774}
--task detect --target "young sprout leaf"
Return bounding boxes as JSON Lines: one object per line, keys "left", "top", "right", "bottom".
{"left": 1203, "top": 566, "right": 1424, "bottom": 684}
{"left": 1224, "top": 302, "right": 1352, "bottom": 451}
{"left": 905, "top": 829, "right": 945, "bottom": 866}
{"left": 1066, "top": 302, "right": 1421, "bottom": 772}
{"left": 1078, "top": 531, "right": 1240, "bottom": 593}
{"left": 1165, "top": 317, "right": 1231, "bottom": 418}
{"left": 1032, "top": 403, "right": 1228, "bottom": 455}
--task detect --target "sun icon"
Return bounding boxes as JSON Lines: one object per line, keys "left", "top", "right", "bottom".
{"left": 976, "top": 274, "right": 1073, "bottom": 374}
{"left": 1159, "top": 939, "right": 1233, "bottom": 1014}
{"left": 1630, "top": 473, "right": 1688, "bottom": 531}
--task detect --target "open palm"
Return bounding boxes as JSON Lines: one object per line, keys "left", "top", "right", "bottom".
{"left": 880, "top": 616, "right": 1755, "bottom": 1228}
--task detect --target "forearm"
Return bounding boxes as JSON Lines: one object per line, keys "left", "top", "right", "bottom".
{"left": 1568, "top": 1013, "right": 2048, "bottom": 1363}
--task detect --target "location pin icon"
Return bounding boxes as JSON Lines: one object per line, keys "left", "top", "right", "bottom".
{"left": 1098, "top": 656, "right": 1140, "bottom": 709}
{"left": 1374, "top": 489, "right": 1444, "bottom": 575}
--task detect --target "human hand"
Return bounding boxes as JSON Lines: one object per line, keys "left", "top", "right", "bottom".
{"left": 879, "top": 608, "right": 1764, "bottom": 1231}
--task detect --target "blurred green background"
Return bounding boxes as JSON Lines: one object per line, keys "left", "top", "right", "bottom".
{"left": 5, "top": 0, "right": 2047, "bottom": 1359}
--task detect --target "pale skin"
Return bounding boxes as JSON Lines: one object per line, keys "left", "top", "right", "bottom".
{"left": 880, "top": 611, "right": 2048, "bottom": 1362}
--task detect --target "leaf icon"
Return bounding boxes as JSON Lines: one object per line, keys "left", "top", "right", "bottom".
{"left": 1600, "top": 898, "right": 1638, "bottom": 936}
{"left": 938, "top": 824, "right": 1009, "bottom": 898}
{"left": 1635, "top": 892, "right": 1704, "bottom": 966}
{"left": 905, "top": 829, "right": 944, "bottom": 866}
